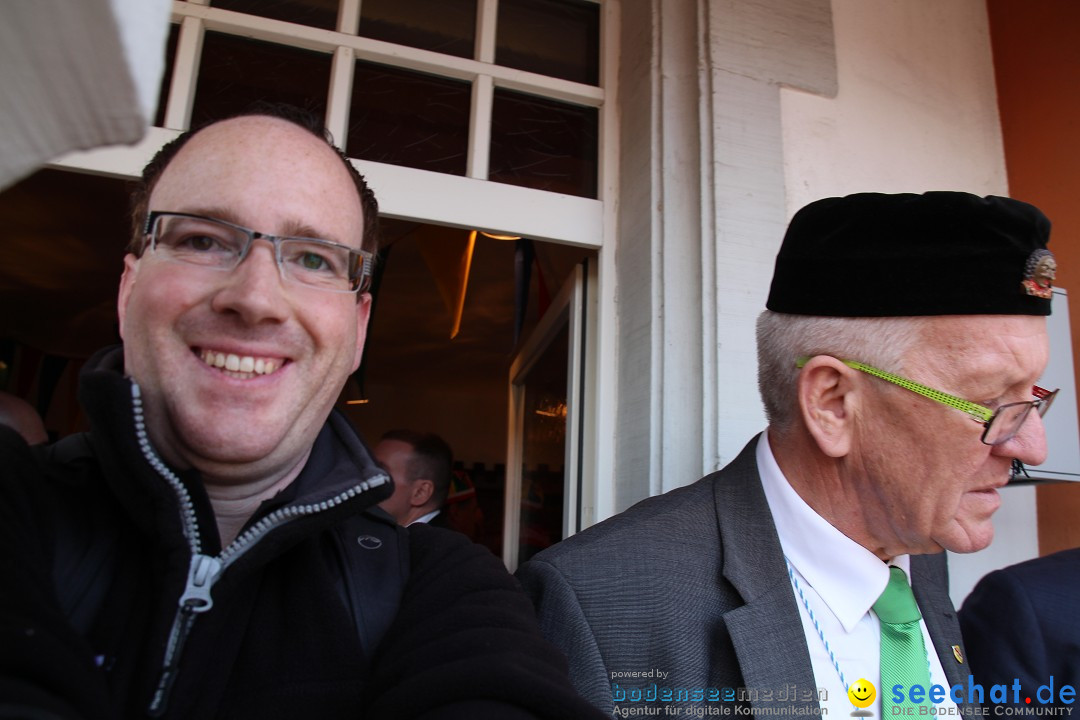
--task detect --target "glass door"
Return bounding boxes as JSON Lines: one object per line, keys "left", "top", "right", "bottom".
{"left": 503, "top": 260, "right": 592, "bottom": 570}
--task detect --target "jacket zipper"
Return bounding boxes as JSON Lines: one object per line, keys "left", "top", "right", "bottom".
{"left": 129, "top": 382, "right": 389, "bottom": 716}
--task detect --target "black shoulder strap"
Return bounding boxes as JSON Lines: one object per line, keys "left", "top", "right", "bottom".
{"left": 36, "top": 434, "right": 120, "bottom": 637}
{"left": 330, "top": 507, "right": 410, "bottom": 663}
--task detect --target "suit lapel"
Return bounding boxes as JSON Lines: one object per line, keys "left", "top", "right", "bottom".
{"left": 714, "top": 437, "right": 820, "bottom": 712}
{"left": 911, "top": 553, "right": 972, "bottom": 710}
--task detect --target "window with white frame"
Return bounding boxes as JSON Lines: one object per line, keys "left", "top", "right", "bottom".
{"left": 155, "top": 0, "right": 603, "bottom": 200}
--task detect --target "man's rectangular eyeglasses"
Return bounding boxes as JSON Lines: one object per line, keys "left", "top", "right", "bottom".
{"left": 795, "top": 357, "right": 1057, "bottom": 446}
{"left": 144, "top": 212, "right": 374, "bottom": 294}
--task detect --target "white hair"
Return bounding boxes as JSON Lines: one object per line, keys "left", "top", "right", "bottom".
{"left": 755, "top": 311, "right": 926, "bottom": 433}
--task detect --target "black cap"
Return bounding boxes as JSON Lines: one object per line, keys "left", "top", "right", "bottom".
{"left": 765, "top": 192, "right": 1054, "bottom": 317}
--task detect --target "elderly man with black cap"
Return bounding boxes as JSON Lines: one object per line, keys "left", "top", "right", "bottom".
{"left": 516, "top": 192, "right": 1057, "bottom": 718}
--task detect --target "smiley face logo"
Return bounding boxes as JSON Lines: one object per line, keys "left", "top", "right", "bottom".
{"left": 848, "top": 679, "right": 876, "bottom": 709}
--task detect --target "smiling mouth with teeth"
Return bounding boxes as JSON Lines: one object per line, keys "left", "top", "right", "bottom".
{"left": 198, "top": 349, "right": 281, "bottom": 378}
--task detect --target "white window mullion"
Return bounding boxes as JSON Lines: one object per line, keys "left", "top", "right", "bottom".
{"left": 162, "top": 14, "right": 205, "bottom": 131}
{"left": 338, "top": 0, "right": 361, "bottom": 36}
{"left": 326, "top": 46, "right": 355, "bottom": 146}
{"left": 469, "top": 0, "right": 499, "bottom": 179}
{"left": 330, "top": 0, "right": 361, "bottom": 146}
{"left": 467, "top": 75, "right": 493, "bottom": 180}
{"left": 475, "top": 0, "right": 498, "bottom": 64}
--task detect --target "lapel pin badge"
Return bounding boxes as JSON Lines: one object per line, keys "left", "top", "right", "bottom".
{"left": 952, "top": 645, "right": 964, "bottom": 664}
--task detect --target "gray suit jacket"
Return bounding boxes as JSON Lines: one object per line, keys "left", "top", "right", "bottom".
{"left": 516, "top": 436, "right": 972, "bottom": 716}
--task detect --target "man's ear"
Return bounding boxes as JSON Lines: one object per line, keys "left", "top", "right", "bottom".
{"left": 409, "top": 478, "right": 434, "bottom": 508}
{"left": 797, "top": 356, "right": 859, "bottom": 458}
{"left": 117, "top": 254, "right": 140, "bottom": 340}
{"left": 352, "top": 292, "right": 372, "bottom": 372}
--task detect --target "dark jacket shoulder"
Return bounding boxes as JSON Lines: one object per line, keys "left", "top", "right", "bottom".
{"left": 366, "top": 524, "right": 607, "bottom": 719}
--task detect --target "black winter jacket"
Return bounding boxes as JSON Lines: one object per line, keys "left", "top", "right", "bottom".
{"left": 0, "top": 348, "right": 603, "bottom": 720}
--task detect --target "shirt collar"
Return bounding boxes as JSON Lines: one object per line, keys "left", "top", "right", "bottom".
{"left": 757, "top": 433, "right": 908, "bottom": 632}
{"left": 409, "top": 508, "right": 441, "bottom": 526}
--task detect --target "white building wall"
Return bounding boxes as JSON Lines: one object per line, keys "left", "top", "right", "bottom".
{"left": 780, "top": 0, "right": 1009, "bottom": 212}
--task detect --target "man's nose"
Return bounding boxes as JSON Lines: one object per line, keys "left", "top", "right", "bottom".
{"left": 995, "top": 407, "right": 1049, "bottom": 467}
{"left": 210, "top": 240, "right": 290, "bottom": 322}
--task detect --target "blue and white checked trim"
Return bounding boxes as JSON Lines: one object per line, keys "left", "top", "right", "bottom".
{"left": 785, "top": 555, "right": 849, "bottom": 692}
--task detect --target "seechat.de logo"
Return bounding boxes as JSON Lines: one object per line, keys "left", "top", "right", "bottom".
{"left": 889, "top": 677, "right": 1075, "bottom": 716}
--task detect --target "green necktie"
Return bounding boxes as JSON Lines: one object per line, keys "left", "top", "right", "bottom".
{"left": 874, "top": 566, "right": 933, "bottom": 712}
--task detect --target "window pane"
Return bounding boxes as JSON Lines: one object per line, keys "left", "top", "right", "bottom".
{"left": 496, "top": 0, "right": 600, "bottom": 85}
{"left": 490, "top": 89, "right": 598, "bottom": 198}
{"left": 358, "top": 0, "right": 476, "bottom": 59}
{"left": 209, "top": 0, "right": 339, "bottom": 31}
{"left": 191, "top": 32, "right": 331, "bottom": 128}
{"left": 347, "top": 62, "right": 470, "bottom": 176}
{"left": 154, "top": 23, "right": 180, "bottom": 127}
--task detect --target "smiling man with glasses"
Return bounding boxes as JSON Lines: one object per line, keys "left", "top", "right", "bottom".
{"left": 518, "top": 191, "right": 1056, "bottom": 718}
{"left": 0, "top": 106, "right": 604, "bottom": 720}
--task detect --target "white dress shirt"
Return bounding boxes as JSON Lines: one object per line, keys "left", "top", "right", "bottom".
{"left": 408, "top": 509, "right": 441, "bottom": 526}
{"left": 756, "top": 433, "right": 958, "bottom": 716}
